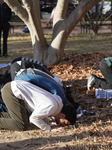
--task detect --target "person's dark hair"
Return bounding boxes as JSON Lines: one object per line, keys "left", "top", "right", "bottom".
{"left": 61, "top": 104, "right": 77, "bottom": 125}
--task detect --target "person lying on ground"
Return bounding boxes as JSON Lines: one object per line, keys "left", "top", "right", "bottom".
{"left": 10, "top": 58, "right": 79, "bottom": 108}
{"left": 0, "top": 80, "right": 76, "bottom": 132}
{"left": 87, "top": 57, "right": 112, "bottom": 90}
{"left": 0, "top": 57, "right": 78, "bottom": 108}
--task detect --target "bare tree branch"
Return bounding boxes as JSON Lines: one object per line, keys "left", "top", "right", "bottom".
{"left": 52, "top": 0, "right": 69, "bottom": 40}
{"left": 22, "top": 0, "right": 47, "bottom": 51}
{"left": 63, "top": 0, "right": 102, "bottom": 36}
{"left": 54, "top": 0, "right": 69, "bottom": 24}
{"left": 4, "top": 0, "right": 28, "bottom": 22}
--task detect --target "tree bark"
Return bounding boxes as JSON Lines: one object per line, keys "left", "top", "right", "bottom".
{"left": 5, "top": 0, "right": 101, "bottom": 65}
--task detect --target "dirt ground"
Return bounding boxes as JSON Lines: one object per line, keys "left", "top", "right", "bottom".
{"left": 0, "top": 19, "right": 112, "bottom": 149}
{"left": 0, "top": 51, "right": 112, "bottom": 150}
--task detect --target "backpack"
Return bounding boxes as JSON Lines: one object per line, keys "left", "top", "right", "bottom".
{"left": 10, "top": 57, "right": 53, "bottom": 80}
{"left": 0, "top": 57, "right": 53, "bottom": 102}
{"left": 15, "top": 68, "right": 79, "bottom": 108}
{"left": 0, "top": 57, "right": 79, "bottom": 110}
{"left": 15, "top": 68, "right": 68, "bottom": 105}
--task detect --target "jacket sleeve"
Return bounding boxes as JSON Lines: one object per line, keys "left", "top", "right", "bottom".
{"left": 105, "top": 57, "right": 112, "bottom": 67}
{"left": 30, "top": 113, "right": 51, "bottom": 131}
{"left": 29, "top": 104, "right": 56, "bottom": 131}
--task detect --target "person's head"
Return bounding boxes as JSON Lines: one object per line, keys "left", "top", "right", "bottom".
{"left": 55, "top": 104, "right": 77, "bottom": 126}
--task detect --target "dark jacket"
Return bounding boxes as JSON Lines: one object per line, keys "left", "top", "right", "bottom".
{"left": 0, "top": 2, "right": 12, "bottom": 24}
{"left": 105, "top": 57, "right": 112, "bottom": 67}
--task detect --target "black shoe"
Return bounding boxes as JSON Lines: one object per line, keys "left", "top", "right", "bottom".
{"left": 87, "top": 74, "right": 96, "bottom": 91}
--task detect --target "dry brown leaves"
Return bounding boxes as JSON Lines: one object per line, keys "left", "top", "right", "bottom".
{"left": 1, "top": 52, "right": 112, "bottom": 149}
{"left": 48, "top": 52, "right": 112, "bottom": 124}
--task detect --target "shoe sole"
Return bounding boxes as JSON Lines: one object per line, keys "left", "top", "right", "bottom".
{"left": 87, "top": 75, "right": 95, "bottom": 90}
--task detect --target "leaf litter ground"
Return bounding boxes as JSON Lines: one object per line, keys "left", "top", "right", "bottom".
{"left": 0, "top": 52, "right": 112, "bottom": 150}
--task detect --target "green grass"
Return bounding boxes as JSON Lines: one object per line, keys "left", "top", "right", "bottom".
{"left": 65, "top": 33, "right": 112, "bottom": 53}
{"left": 7, "top": 32, "right": 112, "bottom": 56}
{"left": 0, "top": 31, "right": 111, "bottom": 70}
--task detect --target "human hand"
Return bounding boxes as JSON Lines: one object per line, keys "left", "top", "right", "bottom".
{"left": 51, "top": 126, "right": 65, "bottom": 132}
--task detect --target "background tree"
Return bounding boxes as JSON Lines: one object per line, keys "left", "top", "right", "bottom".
{"left": 5, "top": 0, "right": 101, "bottom": 65}
{"left": 80, "top": 0, "right": 112, "bottom": 35}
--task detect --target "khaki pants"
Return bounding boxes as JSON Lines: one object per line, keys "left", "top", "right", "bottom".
{"left": 0, "top": 82, "right": 29, "bottom": 131}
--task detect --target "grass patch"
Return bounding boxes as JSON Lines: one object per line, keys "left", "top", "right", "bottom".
{"left": 65, "top": 33, "right": 112, "bottom": 53}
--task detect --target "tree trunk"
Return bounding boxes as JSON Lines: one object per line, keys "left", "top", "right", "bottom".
{"left": 5, "top": 0, "right": 101, "bottom": 65}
